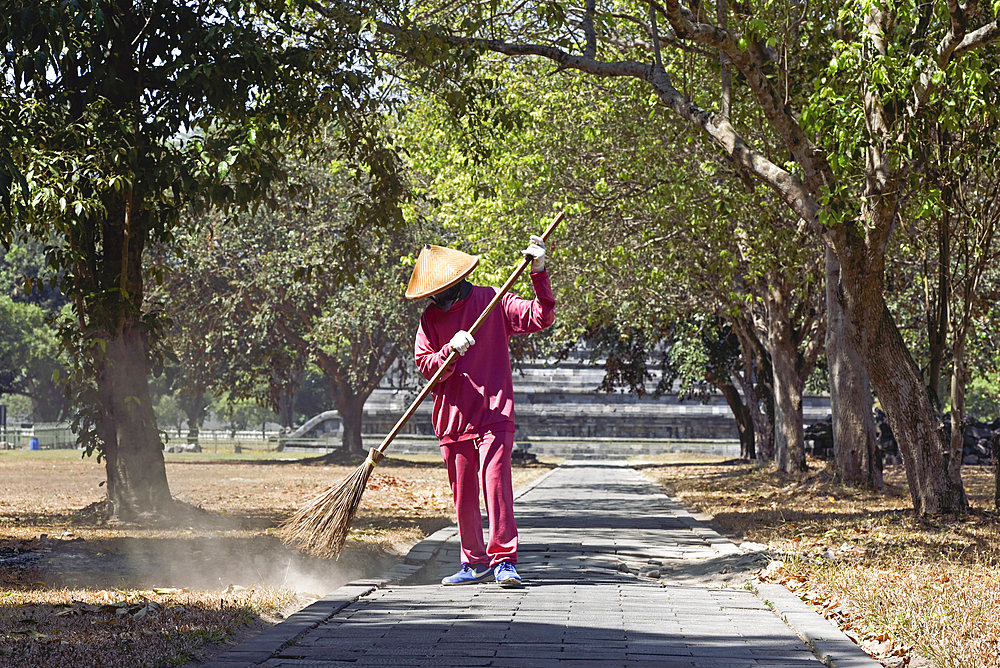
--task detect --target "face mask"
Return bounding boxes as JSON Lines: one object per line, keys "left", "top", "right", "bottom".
{"left": 431, "top": 283, "right": 463, "bottom": 312}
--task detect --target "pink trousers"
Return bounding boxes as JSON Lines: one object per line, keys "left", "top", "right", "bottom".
{"left": 440, "top": 429, "right": 518, "bottom": 567}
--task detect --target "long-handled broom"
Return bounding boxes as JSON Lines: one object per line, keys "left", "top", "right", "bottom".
{"left": 279, "top": 211, "right": 565, "bottom": 558}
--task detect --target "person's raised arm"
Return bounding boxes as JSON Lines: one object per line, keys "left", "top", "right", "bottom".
{"left": 504, "top": 235, "right": 555, "bottom": 334}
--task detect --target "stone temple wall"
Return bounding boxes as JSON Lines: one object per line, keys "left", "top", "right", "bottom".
{"left": 286, "top": 361, "right": 832, "bottom": 458}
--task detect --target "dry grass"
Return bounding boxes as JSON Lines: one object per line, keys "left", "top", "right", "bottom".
{"left": 0, "top": 448, "right": 555, "bottom": 667}
{"left": 0, "top": 580, "right": 296, "bottom": 668}
{"left": 23, "top": 445, "right": 997, "bottom": 667}
{"left": 638, "top": 454, "right": 1000, "bottom": 668}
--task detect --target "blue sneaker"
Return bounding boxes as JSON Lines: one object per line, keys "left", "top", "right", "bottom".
{"left": 441, "top": 563, "right": 493, "bottom": 586}
{"left": 494, "top": 561, "right": 522, "bottom": 588}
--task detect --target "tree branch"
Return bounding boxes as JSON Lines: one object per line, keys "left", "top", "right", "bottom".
{"left": 910, "top": 8, "right": 1000, "bottom": 116}
{"left": 581, "top": 0, "right": 597, "bottom": 58}
{"left": 717, "top": 0, "right": 731, "bottom": 119}
{"left": 305, "top": 0, "right": 823, "bottom": 230}
{"left": 603, "top": 16, "right": 714, "bottom": 57}
{"left": 910, "top": 2, "right": 968, "bottom": 113}
{"left": 647, "top": 1, "right": 664, "bottom": 72}
{"left": 907, "top": 1, "right": 936, "bottom": 56}
{"left": 953, "top": 18, "right": 1000, "bottom": 57}
{"left": 653, "top": 0, "right": 832, "bottom": 197}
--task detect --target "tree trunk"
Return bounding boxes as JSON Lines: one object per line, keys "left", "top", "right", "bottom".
{"left": 837, "top": 230, "right": 967, "bottom": 514}
{"left": 178, "top": 389, "right": 208, "bottom": 444}
{"left": 825, "top": 246, "right": 882, "bottom": 488}
{"left": 277, "top": 386, "right": 296, "bottom": 431}
{"left": 98, "top": 325, "right": 173, "bottom": 520}
{"left": 734, "top": 365, "right": 773, "bottom": 463}
{"left": 948, "top": 339, "right": 968, "bottom": 497}
{"left": 865, "top": 306, "right": 961, "bottom": 513}
{"left": 770, "top": 340, "right": 805, "bottom": 473}
{"left": 732, "top": 324, "right": 774, "bottom": 463}
{"left": 764, "top": 282, "right": 807, "bottom": 473}
{"left": 88, "top": 180, "right": 174, "bottom": 520}
{"left": 314, "top": 360, "right": 372, "bottom": 457}
{"left": 339, "top": 393, "right": 366, "bottom": 454}
{"left": 749, "top": 380, "right": 774, "bottom": 464}
{"left": 926, "top": 201, "right": 951, "bottom": 410}
{"left": 835, "top": 15, "right": 967, "bottom": 515}
{"left": 720, "top": 382, "right": 754, "bottom": 460}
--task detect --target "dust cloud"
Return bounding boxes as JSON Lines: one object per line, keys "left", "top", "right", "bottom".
{"left": 42, "top": 534, "right": 398, "bottom": 597}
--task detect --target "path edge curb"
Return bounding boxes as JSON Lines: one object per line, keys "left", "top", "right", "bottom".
{"left": 198, "top": 583, "right": 375, "bottom": 668}
{"left": 634, "top": 464, "right": 883, "bottom": 668}
{"left": 757, "top": 583, "right": 883, "bottom": 668}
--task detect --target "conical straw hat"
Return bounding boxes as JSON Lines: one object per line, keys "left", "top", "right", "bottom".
{"left": 405, "top": 244, "right": 479, "bottom": 300}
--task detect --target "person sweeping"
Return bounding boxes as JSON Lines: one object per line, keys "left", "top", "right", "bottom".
{"left": 405, "top": 233, "right": 555, "bottom": 587}
{"left": 279, "top": 214, "right": 562, "bottom": 561}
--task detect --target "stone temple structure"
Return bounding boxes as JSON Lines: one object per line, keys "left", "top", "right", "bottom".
{"left": 283, "top": 359, "right": 832, "bottom": 459}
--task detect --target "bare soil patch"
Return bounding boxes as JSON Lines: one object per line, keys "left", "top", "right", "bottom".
{"left": 0, "top": 449, "right": 554, "bottom": 667}
{"left": 638, "top": 454, "right": 1000, "bottom": 668}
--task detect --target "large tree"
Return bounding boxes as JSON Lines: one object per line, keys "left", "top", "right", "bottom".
{"left": 890, "top": 117, "right": 1000, "bottom": 483}
{"left": 341, "top": 0, "right": 1000, "bottom": 513}
{"left": 397, "top": 61, "right": 827, "bottom": 473}
{"left": 0, "top": 0, "right": 396, "bottom": 519}
{"left": 164, "top": 147, "right": 419, "bottom": 455}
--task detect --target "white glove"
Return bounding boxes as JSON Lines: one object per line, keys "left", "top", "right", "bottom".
{"left": 449, "top": 330, "right": 475, "bottom": 356}
{"left": 523, "top": 234, "right": 546, "bottom": 273}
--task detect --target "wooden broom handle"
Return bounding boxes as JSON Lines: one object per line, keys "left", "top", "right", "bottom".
{"left": 372, "top": 211, "right": 565, "bottom": 458}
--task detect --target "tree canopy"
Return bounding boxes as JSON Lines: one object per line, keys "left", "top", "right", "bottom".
{"left": 162, "top": 140, "right": 421, "bottom": 454}
{"left": 0, "top": 296, "right": 68, "bottom": 421}
{"left": 2, "top": 0, "right": 998, "bottom": 519}
{"left": 356, "top": 0, "right": 1000, "bottom": 513}
{"left": 396, "top": 58, "right": 828, "bottom": 472}
{"left": 0, "top": 0, "right": 405, "bottom": 519}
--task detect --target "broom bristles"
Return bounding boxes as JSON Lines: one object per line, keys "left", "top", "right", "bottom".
{"left": 279, "top": 459, "right": 375, "bottom": 559}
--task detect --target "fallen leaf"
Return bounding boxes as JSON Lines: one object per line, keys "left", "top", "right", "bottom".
{"left": 11, "top": 630, "right": 48, "bottom": 639}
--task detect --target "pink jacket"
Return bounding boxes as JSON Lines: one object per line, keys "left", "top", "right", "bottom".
{"left": 414, "top": 271, "right": 555, "bottom": 444}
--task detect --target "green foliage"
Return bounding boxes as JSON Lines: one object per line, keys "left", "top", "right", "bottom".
{"left": 0, "top": 238, "right": 66, "bottom": 311}
{"left": 398, "top": 57, "right": 822, "bottom": 406}
{"left": 588, "top": 325, "right": 660, "bottom": 397}
{"left": 963, "top": 375, "right": 1000, "bottom": 421}
{"left": 799, "top": 1, "right": 1000, "bottom": 224}
{"left": 211, "top": 393, "right": 278, "bottom": 436}
{"left": 154, "top": 393, "right": 185, "bottom": 438}
{"left": 0, "top": 0, "right": 403, "bottom": 465}
{"left": 162, "top": 136, "right": 420, "bottom": 441}
{"left": 667, "top": 318, "right": 744, "bottom": 402}
{"left": 0, "top": 0, "right": 394, "bottom": 288}
{"left": 373, "top": 0, "right": 996, "bottom": 495}
{"left": 400, "top": 62, "right": 719, "bottom": 318}
{"left": 0, "top": 295, "right": 69, "bottom": 421}
{"left": 0, "top": 237, "right": 72, "bottom": 421}
{"left": 883, "top": 78, "right": 1000, "bottom": 404}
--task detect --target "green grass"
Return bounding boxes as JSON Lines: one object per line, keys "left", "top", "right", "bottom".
{"left": 0, "top": 448, "right": 91, "bottom": 462}
{"left": 0, "top": 446, "right": 312, "bottom": 464}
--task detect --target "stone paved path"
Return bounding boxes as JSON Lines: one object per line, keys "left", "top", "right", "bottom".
{"left": 205, "top": 462, "right": 881, "bottom": 668}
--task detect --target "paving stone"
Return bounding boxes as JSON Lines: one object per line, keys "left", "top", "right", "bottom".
{"left": 217, "top": 463, "right": 865, "bottom": 668}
